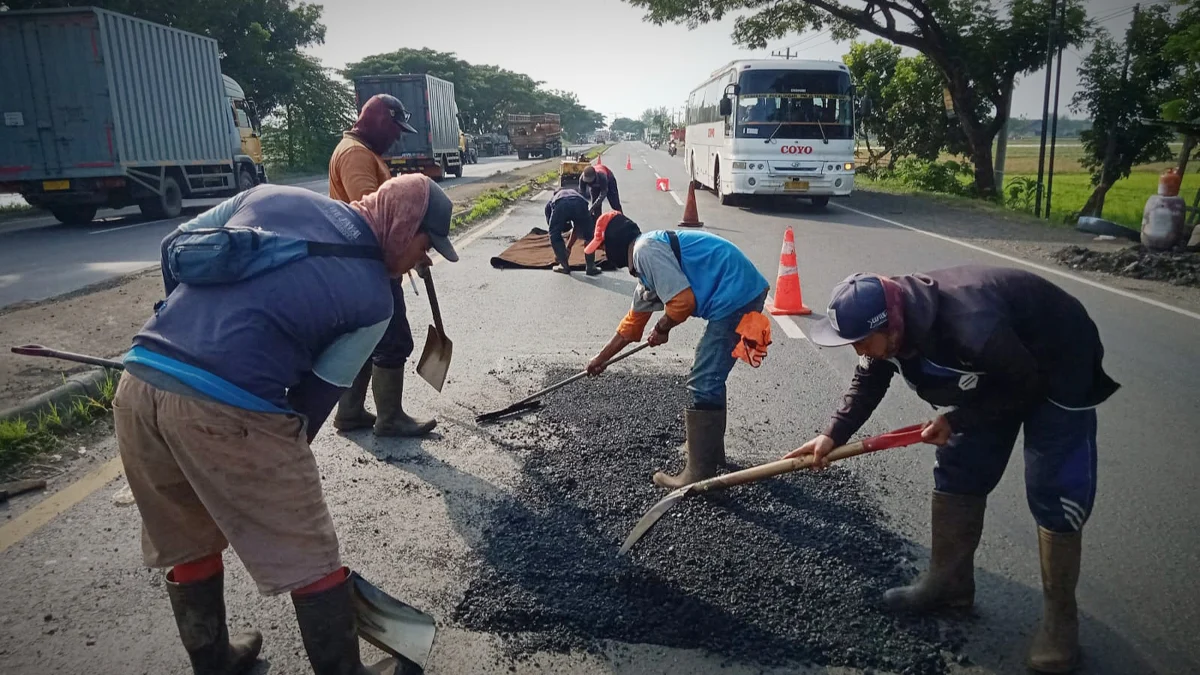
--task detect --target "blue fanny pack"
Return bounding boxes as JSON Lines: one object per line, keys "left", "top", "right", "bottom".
{"left": 165, "top": 226, "right": 382, "bottom": 286}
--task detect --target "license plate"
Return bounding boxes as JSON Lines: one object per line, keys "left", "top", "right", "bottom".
{"left": 42, "top": 180, "right": 70, "bottom": 191}
{"left": 784, "top": 180, "right": 809, "bottom": 192}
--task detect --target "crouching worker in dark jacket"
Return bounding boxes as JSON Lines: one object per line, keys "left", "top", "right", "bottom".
{"left": 114, "top": 174, "right": 457, "bottom": 675}
{"left": 789, "top": 265, "right": 1118, "bottom": 674}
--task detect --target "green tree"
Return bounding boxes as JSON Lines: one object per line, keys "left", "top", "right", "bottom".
{"left": 842, "top": 40, "right": 901, "bottom": 169}
{"left": 625, "top": 0, "right": 1089, "bottom": 198}
{"left": 1071, "top": 5, "right": 1177, "bottom": 217}
{"left": 261, "top": 55, "right": 354, "bottom": 172}
{"left": 1162, "top": 0, "right": 1200, "bottom": 172}
{"left": 611, "top": 117, "right": 647, "bottom": 137}
{"left": 640, "top": 107, "right": 671, "bottom": 139}
{"left": 3, "top": 0, "right": 326, "bottom": 123}
{"left": 536, "top": 89, "right": 605, "bottom": 140}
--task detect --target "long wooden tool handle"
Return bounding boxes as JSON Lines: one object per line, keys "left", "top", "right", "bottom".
{"left": 692, "top": 424, "right": 927, "bottom": 494}
{"left": 11, "top": 344, "right": 125, "bottom": 371}
{"left": 421, "top": 270, "right": 447, "bottom": 336}
{"left": 506, "top": 342, "right": 652, "bottom": 409}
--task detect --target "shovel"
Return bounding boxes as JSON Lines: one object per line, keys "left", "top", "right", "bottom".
{"left": 415, "top": 267, "right": 453, "bottom": 392}
{"left": 475, "top": 342, "right": 651, "bottom": 423}
{"left": 11, "top": 344, "right": 125, "bottom": 370}
{"left": 350, "top": 572, "right": 437, "bottom": 670}
{"left": 619, "top": 424, "right": 927, "bottom": 555}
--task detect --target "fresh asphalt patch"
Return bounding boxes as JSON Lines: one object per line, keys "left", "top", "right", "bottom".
{"left": 454, "top": 367, "right": 968, "bottom": 673}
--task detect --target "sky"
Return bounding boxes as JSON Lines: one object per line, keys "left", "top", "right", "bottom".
{"left": 305, "top": 0, "right": 1143, "bottom": 125}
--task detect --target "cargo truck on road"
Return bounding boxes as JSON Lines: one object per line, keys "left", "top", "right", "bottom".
{"left": 0, "top": 7, "right": 267, "bottom": 226}
{"left": 353, "top": 74, "right": 465, "bottom": 181}
{"left": 507, "top": 113, "right": 562, "bottom": 160}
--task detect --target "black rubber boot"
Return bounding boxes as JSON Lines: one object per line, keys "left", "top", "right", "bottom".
{"left": 371, "top": 366, "right": 436, "bottom": 437}
{"left": 653, "top": 408, "right": 726, "bottom": 488}
{"left": 166, "top": 571, "right": 262, "bottom": 675}
{"left": 883, "top": 491, "right": 986, "bottom": 612}
{"left": 1028, "top": 528, "right": 1082, "bottom": 673}
{"left": 292, "top": 573, "right": 377, "bottom": 675}
{"left": 584, "top": 253, "right": 601, "bottom": 276}
{"left": 333, "top": 362, "right": 376, "bottom": 432}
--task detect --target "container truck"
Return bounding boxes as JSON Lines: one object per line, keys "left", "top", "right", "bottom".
{"left": 353, "top": 74, "right": 465, "bottom": 180}
{"left": 0, "top": 7, "right": 267, "bottom": 225}
{"left": 506, "top": 113, "right": 562, "bottom": 160}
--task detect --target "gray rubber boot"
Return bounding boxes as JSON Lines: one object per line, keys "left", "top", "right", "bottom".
{"left": 292, "top": 573, "right": 398, "bottom": 675}
{"left": 883, "top": 491, "right": 986, "bottom": 612}
{"left": 333, "top": 362, "right": 376, "bottom": 432}
{"left": 166, "top": 571, "right": 262, "bottom": 675}
{"left": 550, "top": 235, "right": 571, "bottom": 274}
{"left": 1028, "top": 528, "right": 1082, "bottom": 673}
{"left": 653, "top": 408, "right": 726, "bottom": 488}
{"left": 371, "top": 366, "right": 436, "bottom": 437}
{"left": 584, "top": 252, "right": 601, "bottom": 276}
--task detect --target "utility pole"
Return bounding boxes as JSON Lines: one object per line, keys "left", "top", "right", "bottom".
{"left": 994, "top": 85, "right": 1014, "bottom": 189}
{"left": 1034, "top": 0, "right": 1058, "bottom": 217}
{"left": 771, "top": 47, "right": 798, "bottom": 59}
{"left": 1045, "top": 0, "right": 1066, "bottom": 219}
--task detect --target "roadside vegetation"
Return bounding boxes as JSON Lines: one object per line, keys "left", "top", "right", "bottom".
{"left": 0, "top": 370, "right": 119, "bottom": 478}
{"left": 631, "top": 0, "right": 1198, "bottom": 231}
{"left": 452, "top": 146, "right": 611, "bottom": 229}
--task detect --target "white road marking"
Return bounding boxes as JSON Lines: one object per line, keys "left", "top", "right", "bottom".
{"left": 765, "top": 299, "right": 809, "bottom": 340}
{"left": 833, "top": 203, "right": 1200, "bottom": 322}
{"left": 89, "top": 219, "right": 171, "bottom": 235}
{"left": 667, "top": 190, "right": 684, "bottom": 206}
{"left": 529, "top": 189, "right": 549, "bottom": 201}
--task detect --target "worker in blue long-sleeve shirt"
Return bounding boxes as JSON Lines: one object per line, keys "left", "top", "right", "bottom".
{"left": 120, "top": 175, "right": 457, "bottom": 675}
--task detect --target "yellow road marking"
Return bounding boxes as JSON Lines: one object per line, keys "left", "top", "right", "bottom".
{"left": 0, "top": 456, "right": 124, "bottom": 554}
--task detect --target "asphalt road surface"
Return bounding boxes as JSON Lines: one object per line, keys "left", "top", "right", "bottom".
{"left": 0, "top": 141, "right": 1197, "bottom": 674}
{"left": 0, "top": 150, "right": 589, "bottom": 309}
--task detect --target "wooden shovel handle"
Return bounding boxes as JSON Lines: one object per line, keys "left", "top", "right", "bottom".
{"left": 420, "top": 269, "right": 447, "bottom": 336}
{"left": 691, "top": 424, "right": 927, "bottom": 494}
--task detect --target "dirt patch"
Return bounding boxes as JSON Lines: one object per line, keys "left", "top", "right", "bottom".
{"left": 1052, "top": 246, "right": 1200, "bottom": 287}
{"left": 454, "top": 369, "right": 964, "bottom": 673}
{"left": 846, "top": 189, "right": 1200, "bottom": 314}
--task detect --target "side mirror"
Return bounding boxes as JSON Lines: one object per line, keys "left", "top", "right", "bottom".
{"left": 719, "top": 97, "right": 733, "bottom": 118}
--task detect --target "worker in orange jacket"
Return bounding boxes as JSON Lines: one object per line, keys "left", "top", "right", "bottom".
{"left": 328, "top": 94, "right": 439, "bottom": 438}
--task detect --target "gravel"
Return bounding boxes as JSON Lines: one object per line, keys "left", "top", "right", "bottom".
{"left": 454, "top": 369, "right": 964, "bottom": 673}
{"left": 1053, "top": 245, "right": 1200, "bottom": 287}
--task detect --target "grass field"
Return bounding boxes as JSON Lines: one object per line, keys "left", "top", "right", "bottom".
{"left": 860, "top": 142, "right": 1197, "bottom": 230}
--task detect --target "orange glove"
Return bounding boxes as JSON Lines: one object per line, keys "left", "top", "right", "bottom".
{"left": 731, "top": 311, "right": 772, "bottom": 367}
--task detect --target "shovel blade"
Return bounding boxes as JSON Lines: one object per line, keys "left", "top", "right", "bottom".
{"left": 349, "top": 572, "right": 436, "bottom": 669}
{"left": 618, "top": 486, "right": 692, "bottom": 555}
{"left": 416, "top": 324, "right": 452, "bottom": 392}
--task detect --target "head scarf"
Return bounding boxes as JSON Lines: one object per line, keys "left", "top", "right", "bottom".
{"left": 350, "top": 174, "right": 430, "bottom": 277}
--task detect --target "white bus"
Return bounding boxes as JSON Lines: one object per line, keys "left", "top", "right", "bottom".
{"left": 683, "top": 59, "right": 858, "bottom": 207}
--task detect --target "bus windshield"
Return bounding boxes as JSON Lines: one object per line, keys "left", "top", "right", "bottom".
{"left": 735, "top": 69, "right": 853, "bottom": 140}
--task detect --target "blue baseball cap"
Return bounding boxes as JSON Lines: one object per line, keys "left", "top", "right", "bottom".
{"left": 809, "top": 274, "right": 889, "bottom": 347}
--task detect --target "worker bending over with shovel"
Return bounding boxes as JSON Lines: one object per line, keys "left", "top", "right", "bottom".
{"left": 789, "top": 266, "right": 1118, "bottom": 674}
{"left": 545, "top": 187, "right": 599, "bottom": 275}
{"left": 578, "top": 163, "right": 622, "bottom": 219}
{"left": 114, "top": 174, "right": 457, "bottom": 675}
{"left": 328, "top": 93, "right": 438, "bottom": 438}
{"left": 586, "top": 213, "right": 770, "bottom": 487}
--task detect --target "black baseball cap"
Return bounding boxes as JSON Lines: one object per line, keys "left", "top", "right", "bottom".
{"left": 808, "top": 273, "right": 889, "bottom": 346}
{"left": 421, "top": 181, "right": 458, "bottom": 262}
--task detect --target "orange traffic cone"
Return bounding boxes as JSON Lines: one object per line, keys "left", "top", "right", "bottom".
{"left": 767, "top": 227, "right": 811, "bottom": 315}
{"left": 626, "top": 155, "right": 633, "bottom": 170}
{"left": 678, "top": 182, "right": 704, "bottom": 228}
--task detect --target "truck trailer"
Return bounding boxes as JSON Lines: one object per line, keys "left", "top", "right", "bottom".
{"left": 506, "top": 113, "right": 562, "bottom": 160}
{"left": 0, "top": 7, "right": 266, "bottom": 225}
{"left": 354, "top": 74, "right": 465, "bottom": 181}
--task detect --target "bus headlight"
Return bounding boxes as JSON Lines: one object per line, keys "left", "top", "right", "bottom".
{"left": 844, "top": 162, "right": 855, "bottom": 171}
{"left": 732, "top": 161, "right": 747, "bottom": 169}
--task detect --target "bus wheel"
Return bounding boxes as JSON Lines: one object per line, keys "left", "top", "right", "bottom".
{"left": 810, "top": 195, "right": 830, "bottom": 208}
{"left": 716, "top": 163, "right": 736, "bottom": 206}
{"left": 689, "top": 154, "right": 701, "bottom": 190}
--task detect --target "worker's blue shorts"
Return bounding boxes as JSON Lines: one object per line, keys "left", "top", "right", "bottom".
{"left": 371, "top": 279, "right": 414, "bottom": 368}
{"left": 933, "top": 400, "right": 1098, "bottom": 533}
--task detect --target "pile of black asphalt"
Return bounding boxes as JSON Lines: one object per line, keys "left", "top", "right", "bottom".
{"left": 455, "top": 368, "right": 965, "bottom": 674}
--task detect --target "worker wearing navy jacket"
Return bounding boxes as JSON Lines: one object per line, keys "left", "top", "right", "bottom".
{"left": 790, "top": 265, "right": 1118, "bottom": 674}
